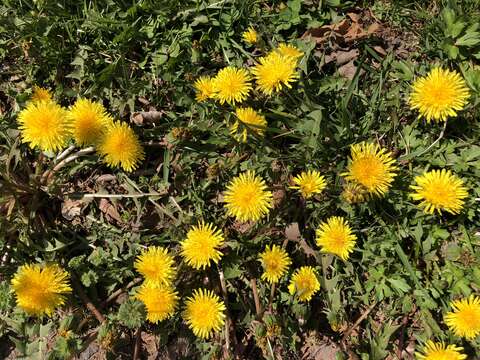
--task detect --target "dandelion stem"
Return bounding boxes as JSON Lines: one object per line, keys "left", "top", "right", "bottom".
{"left": 251, "top": 278, "right": 263, "bottom": 317}
{"left": 55, "top": 145, "right": 76, "bottom": 162}
{"left": 41, "top": 146, "right": 95, "bottom": 184}
{"left": 218, "top": 265, "right": 234, "bottom": 356}
{"left": 417, "top": 119, "right": 448, "bottom": 157}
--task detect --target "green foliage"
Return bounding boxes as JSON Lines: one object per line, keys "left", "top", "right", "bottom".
{"left": 0, "top": 0, "right": 479, "bottom": 359}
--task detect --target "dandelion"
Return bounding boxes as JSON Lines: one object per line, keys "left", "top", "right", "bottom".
{"left": 409, "top": 68, "right": 469, "bottom": 122}
{"left": 416, "top": 340, "right": 466, "bottom": 360}
{"left": 276, "top": 43, "right": 303, "bottom": 60}
{"left": 11, "top": 264, "right": 71, "bottom": 316}
{"left": 259, "top": 245, "right": 291, "bottom": 284}
{"left": 97, "top": 121, "right": 145, "bottom": 172}
{"left": 136, "top": 282, "right": 178, "bottom": 323}
{"left": 194, "top": 76, "right": 216, "bottom": 102}
{"left": 183, "top": 289, "right": 226, "bottom": 339}
{"left": 288, "top": 266, "right": 320, "bottom": 302}
{"left": 242, "top": 27, "right": 258, "bottom": 45}
{"left": 342, "top": 142, "right": 397, "bottom": 197}
{"left": 213, "top": 67, "right": 252, "bottom": 105}
{"left": 341, "top": 182, "right": 369, "bottom": 204}
{"left": 290, "top": 170, "right": 326, "bottom": 199}
{"left": 410, "top": 169, "right": 467, "bottom": 215}
{"left": 68, "top": 98, "right": 113, "bottom": 146}
{"left": 444, "top": 295, "right": 480, "bottom": 339}
{"left": 180, "top": 221, "right": 224, "bottom": 270}
{"left": 224, "top": 171, "right": 273, "bottom": 222}
{"left": 134, "top": 246, "right": 176, "bottom": 286}
{"left": 17, "top": 100, "right": 70, "bottom": 152}
{"left": 252, "top": 52, "right": 299, "bottom": 96}
{"left": 315, "top": 216, "right": 357, "bottom": 260}
{"left": 31, "top": 86, "right": 53, "bottom": 103}
{"left": 230, "top": 107, "right": 267, "bottom": 142}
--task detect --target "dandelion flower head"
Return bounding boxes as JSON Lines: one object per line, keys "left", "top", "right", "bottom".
{"left": 416, "top": 340, "right": 466, "bottom": 360}
{"left": 290, "top": 170, "right": 326, "bottom": 199}
{"left": 183, "top": 288, "right": 226, "bottom": 339}
{"left": 68, "top": 98, "right": 113, "bottom": 146}
{"left": 11, "top": 263, "right": 71, "bottom": 316}
{"left": 409, "top": 68, "right": 469, "bottom": 122}
{"left": 276, "top": 43, "right": 303, "bottom": 60}
{"left": 180, "top": 221, "right": 224, "bottom": 270}
{"left": 343, "top": 142, "right": 397, "bottom": 197}
{"left": 31, "top": 86, "right": 53, "bottom": 103}
{"left": 17, "top": 100, "right": 70, "bottom": 152}
{"left": 134, "top": 246, "right": 176, "bottom": 286}
{"left": 315, "top": 216, "right": 357, "bottom": 260}
{"left": 136, "top": 282, "right": 178, "bottom": 323}
{"left": 230, "top": 107, "right": 267, "bottom": 142}
{"left": 242, "top": 27, "right": 258, "bottom": 45}
{"left": 444, "top": 295, "right": 480, "bottom": 339}
{"left": 410, "top": 169, "right": 467, "bottom": 215}
{"left": 213, "top": 67, "right": 252, "bottom": 105}
{"left": 341, "top": 182, "right": 369, "bottom": 204}
{"left": 259, "top": 245, "right": 292, "bottom": 284}
{"left": 252, "top": 52, "right": 299, "bottom": 96}
{"left": 224, "top": 171, "right": 273, "bottom": 222}
{"left": 194, "top": 76, "right": 216, "bottom": 102}
{"left": 288, "top": 266, "right": 320, "bottom": 302}
{"left": 98, "top": 121, "right": 145, "bottom": 172}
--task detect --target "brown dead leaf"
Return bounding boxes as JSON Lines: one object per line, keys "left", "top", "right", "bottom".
{"left": 285, "top": 223, "right": 317, "bottom": 258}
{"left": 61, "top": 199, "right": 84, "bottom": 221}
{"left": 131, "top": 111, "right": 164, "bottom": 126}
{"left": 324, "top": 49, "right": 359, "bottom": 65}
{"left": 338, "top": 61, "right": 361, "bottom": 80}
{"left": 99, "top": 198, "right": 122, "bottom": 223}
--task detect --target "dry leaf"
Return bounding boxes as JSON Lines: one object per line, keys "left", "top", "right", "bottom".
{"left": 61, "top": 199, "right": 84, "bottom": 221}
{"left": 99, "top": 198, "right": 122, "bottom": 223}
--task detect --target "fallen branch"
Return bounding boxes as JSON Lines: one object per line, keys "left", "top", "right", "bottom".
{"left": 71, "top": 274, "right": 105, "bottom": 324}
{"left": 341, "top": 300, "right": 378, "bottom": 345}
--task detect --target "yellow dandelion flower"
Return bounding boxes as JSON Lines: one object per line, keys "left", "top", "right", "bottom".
{"left": 341, "top": 182, "right": 369, "bottom": 204}
{"left": 224, "top": 171, "right": 273, "bottom": 222}
{"left": 315, "top": 216, "right": 357, "bottom": 260}
{"left": 410, "top": 169, "right": 467, "bottom": 215}
{"left": 259, "top": 245, "right": 291, "bottom": 284}
{"left": 242, "top": 27, "right": 258, "bottom": 45}
{"left": 230, "top": 107, "right": 267, "bottom": 142}
{"left": 183, "top": 288, "right": 226, "bottom": 339}
{"left": 290, "top": 170, "right": 326, "bottom": 199}
{"left": 97, "top": 121, "right": 145, "bottom": 172}
{"left": 276, "top": 43, "right": 303, "bottom": 60}
{"left": 416, "top": 340, "right": 466, "bottom": 360}
{"left": 252, "top": 52, "right": 299, "bottom": 96}
{"left": 444, "top": 295, "right": 480, "bottom": 339}
{"left": 11, "top": 264, "right": 71, "bottom": 316}
{"left": 17, "top": 100, "right": 70, "bottom": 152}
{"left": 136, "top": 282, "right": 178, "bottom": 323}
{"left": 180, "top": 221, "right": 224, "bottom": 270}
{"left": 342, "top": 142, "right": 397, "bottom": 197}
{"left": 68, "top": 98, "right": 113, "bottom": 146}
{"left": 194, "top": 76, "right": 216, "bottom": 102}
{"left": 31, "top": 86, "right": 53, "bottom": 103}
{"left": 288, "top": 266, "right": 320, "bottom": 302}
{"left": 134, "top": 246, "right": 176, "bottom": 286}
{"left": 213, "top": 67, "right": 252, "bottom": 105}
{"left": 409, "top": 68, "right": 469, "bottom": 122}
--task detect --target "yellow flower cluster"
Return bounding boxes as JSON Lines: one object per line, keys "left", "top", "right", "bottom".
{"left": 17, "top": 88, "right": 144, "bottom": 171}
{"left": 417, "top": 295, "right": 480, "bottom": 358}
{"left": 194, "top": 40, "right": 303, "bottom": 143}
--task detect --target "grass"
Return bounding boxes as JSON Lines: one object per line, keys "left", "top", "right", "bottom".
{"left": 1, "top": 0, "right": 480, "bottom": 359}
